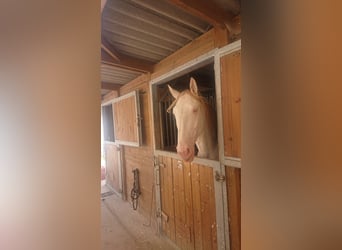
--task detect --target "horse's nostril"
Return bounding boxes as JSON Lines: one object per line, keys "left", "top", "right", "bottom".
{"left": 177, "top": 145, "right": 191, "bottom": 156}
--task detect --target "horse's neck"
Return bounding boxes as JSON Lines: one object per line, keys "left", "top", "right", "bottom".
{"left": 196, "top": 105, "right": 218, "bottom": 160}
{"left": 196, "top": 133, "right": 217, "bottom": 159}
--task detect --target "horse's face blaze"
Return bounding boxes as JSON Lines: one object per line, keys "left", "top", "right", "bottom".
{"left": 172, "top": 94, "right": 203, "bottom": 162}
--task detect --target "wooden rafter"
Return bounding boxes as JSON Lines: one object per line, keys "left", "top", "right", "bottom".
{"left": 167, "top": 0, "right": 240, "bottom": 34}
{"left": 101, "top": 81, "right": 122, "bottom": 90}
{"left": 101, "top": 50, "right": 153, "bottom": 73}
{"left": 101, "top": 44, "right": 121, "bottom": 62}
{"left": 167, "top": 0, "right": 228, "bottom": 26}
{"left": 101, "top": 36, "right": 121, "bottom": 62}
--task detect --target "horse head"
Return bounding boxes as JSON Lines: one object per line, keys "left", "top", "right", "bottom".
{"left": 168, "top": 78, "right": 209, "bottom": 162}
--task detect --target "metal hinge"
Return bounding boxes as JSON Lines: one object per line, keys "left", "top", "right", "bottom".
{"left": 156, "top": 209, "right": 169, "bottom": 222}
{"left": 161, "top": 211, "right": 169, "bottom": 222}
{"left": 136, "top": 114, "right": 142, "bottom": 126}
{"left": 154, "top": 156, "right": 161, "bottom": 186}
{"left": 156, "top": 208, "right": 162, "bottom": 218}
{"left": 215, "top": 171, "right": 226, "bottom": 182}
{"left": 153, "top": 156, "right": 159, "bottom": 167}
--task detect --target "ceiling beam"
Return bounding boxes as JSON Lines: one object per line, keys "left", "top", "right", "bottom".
{"left": 168, "top": 0, "right": 234, "bottom": 28}
{"left": 101, "top": 49, "right": 154, "bottom": 73}
{"left": 101, "top": 44, "right": 121, "bottom": 62}
{"left": 101, "top": 81, "right": 122, "bottom": 90}
{"left": 101, "top": 36, "right": 121, "bottom": 62}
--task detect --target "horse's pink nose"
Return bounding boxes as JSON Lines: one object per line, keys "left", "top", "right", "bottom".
{"left": 177, "top": 145, "right": 194, "bottom": 162}
{"left": 178, "top": 146, "right": 190, "bottom": 155}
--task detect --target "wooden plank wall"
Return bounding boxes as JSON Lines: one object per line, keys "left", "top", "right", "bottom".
{"left": 152, "top": 27, "right": 228, "bottom": 80}
{"left": 104, "top": 143, "right": 120, "bottom": 193}
{"left": 221, "top": 50, "right": 241, "bottom": 250}
{"left": 220, "top": 50, "right": 241, "bottom": 158}
{"left": 118, "top": 73, "right": 156, "bottom": 220}
{"left": 226, "top": 166, "right": 241, "bottom": 250}
{"left": 159, "top": 155, "right": 217, "bottom": 250}
{"left": 102, "top": 90, "right": 118, "bottom": 103}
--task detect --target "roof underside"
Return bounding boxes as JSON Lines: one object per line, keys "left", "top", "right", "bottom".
{"left": 101, "top": 0, "right": 240, "bottom": 97}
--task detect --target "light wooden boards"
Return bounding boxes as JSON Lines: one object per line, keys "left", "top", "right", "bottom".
{"left": 220, "top": 50, "right": 241, "bottom": 158}
{"left": 159, "top": 155, "right": 217, "bottom": 250}
{"left": 225, "top": 166, "right": 241, "bottom": 250}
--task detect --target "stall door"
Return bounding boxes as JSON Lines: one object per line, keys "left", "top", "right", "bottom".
{"left": 156, "top": 154, "right": 226, "bottom": 250}
{"left": 104, "top": 143, "right": 123, "bottom": 196}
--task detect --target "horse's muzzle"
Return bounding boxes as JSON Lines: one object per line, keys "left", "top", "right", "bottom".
{"left": 177, "top": 144, "right": 194, "bottom": 162}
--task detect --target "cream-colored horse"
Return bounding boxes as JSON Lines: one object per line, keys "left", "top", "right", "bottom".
{"left": 168, "top": 78, "right": 218, "bottom": 162}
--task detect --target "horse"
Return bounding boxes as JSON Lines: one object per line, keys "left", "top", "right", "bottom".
{"left": 167, "top": 77, "right": 218, "bottom": 162}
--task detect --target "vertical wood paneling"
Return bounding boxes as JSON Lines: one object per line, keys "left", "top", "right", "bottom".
{"left": 208, "top": 167, "right": 218, "bottom": 250}
{"left": 191, "top": 163, "right": 203, "bottom": 250}
{"left": 159, "top": 157, "right": 217, "bottom": 250}
{"left": 221, "top": 51, "right": 241, "bottom": 157}
{"left": 183, "top": 162, "right": 194, "bottom": 250}
{"left": 226, "top": 166, "right": 241, "bottom": 250}
{"left": 123, "top": 146, "right": 154, "bottom": 214}
{"left": 172, "top": 158, "right": 187, "bottom": 249}
{"left": 160, "top": 155, "right": 176, "bottom": 242}
{"left": 104, "top": 143, "right": 120, "bottom": 193}
{"left": 159, "top": 156, "right": 167, "bottom": 234}
{"left": 198, "top": 164, "right": 217, "bottom": 250}
{"left": 198, "top": 164, "right": 211, "bottom": 250}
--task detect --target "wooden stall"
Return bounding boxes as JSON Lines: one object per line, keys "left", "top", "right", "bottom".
{"left": 149, "top": 29, "right": 241, "bottom": 250}
{"left": 102, "top": 27, "right": 241, "bottom": 249}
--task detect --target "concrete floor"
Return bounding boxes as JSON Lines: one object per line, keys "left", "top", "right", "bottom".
{"left": 101, "top": 184, "right": 177, "bottom": 250}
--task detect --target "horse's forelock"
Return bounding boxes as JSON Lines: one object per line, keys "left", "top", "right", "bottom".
{"left": 167, "top": 90, "right": 208, "bottom": 113}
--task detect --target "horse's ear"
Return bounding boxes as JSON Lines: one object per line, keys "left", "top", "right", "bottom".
{"left": 168, "top": 85, "right": 179, "bottom": 99}
{"left": 189, "top": 77, "right": 198, "bottom": 96}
